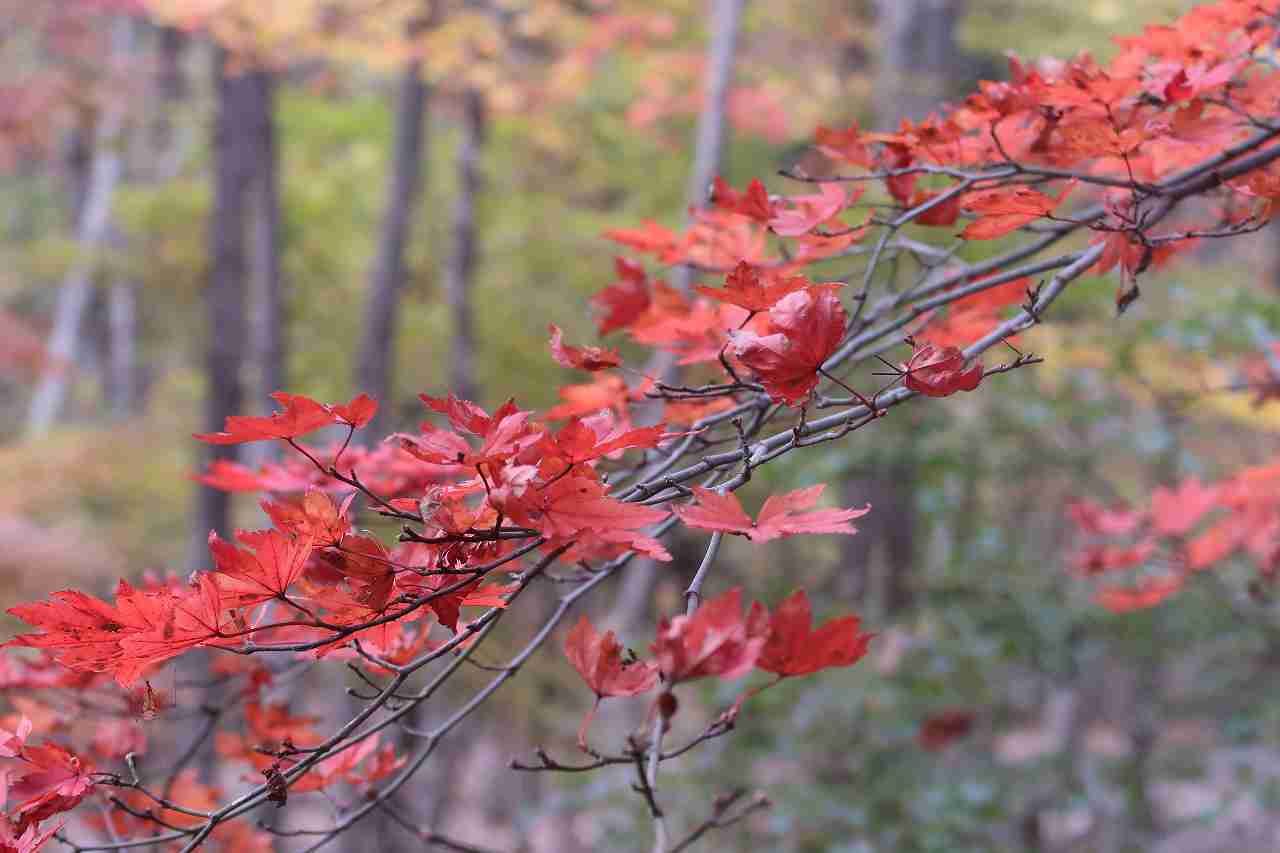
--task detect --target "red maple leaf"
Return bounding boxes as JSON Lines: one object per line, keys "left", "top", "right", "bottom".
{"left": 117, "top": 575, "right": 229, "bottom": 678}
{"left": 710, "top": 176, "right": 774, "bottom": 222}
{"left": 1066, "top": 499, "right": 1145, "bottom": 536}
{"left": 909, "top": 189, "right": 962, "bottom": 226}
{"left": 650, "top": 587, "right": 769, "bottom": 685}
{"left": 673, "top": 485, "right": 870, "bottom": 543}
{"left": 1095, "top": 573, "right": 1184, "bottom": 613}
{"left": 395, "top": 400, "right": 541, "bottom": 470}
{"left": 542, "top": 417, "right": 666, "bottom": 466}
{"left": 901, "top": 343, "right": 983, "bottom": 397}
{"left": 260, "top": 488, "right": 353, "bottom": 545}
{"left": 0, "top": 717, "right": 30, "bottom": 758}
{"left": 331, "top": 393, "right": 378, "bottom": 428}
{"left": 768, "top": 183, "right": 849, "bottom": 237}
{"left": 814, "top": 122, "right": 873, "bottom": 168}
{"left": 317, "top": 533, "right": 396, "bottom": 611}
{"left": 290, "top": 734, "right": 392, "bottom": 794}
{"left": 209, "top": 529, "right": 314, "bottom": 604}
{"left": 757, "top": 589, "right": 874, "bottom": 678}
{"left": 4, "top": 739, "right": 94, "bottom": 832}
{"left": 548, "top": 324, "right": 623, "bottom": 372}
{"left": 5, "top": 578, "right": 227, "bottom": 686}
{"left": 0, "top": 818, "right": 61, "bottom": 853}
{"left": 496, "top": 473, "right": 669, "bottom": 542}
{"left": 395, "top": 571, "right": 516, "bottom": 632}
{"left": 959, "top": 184, "right": 1071, "bottom": 240}
{"left": 195, "top": 392, "right": 371, "bottom": 444}
{"left": 1072, "top": 540, "right": 1156, "bottom": 576}
{"left": 591, "top": 257, "right": 651, "bottom": 336}
{"left": 917, "top": 709, "right": 975, "bottom": 751}
{"left": 1150, "top": 477, "right": 1219, "bottom": 537}
{"left": 564, "top": 615, "right": 659, "bottom": 747}
{"left": 546, "top": 375, "right": 636, "bottom": 421}
{"left": 1184, "top": 516, "right": 1245, "bottom": 572}
{"left": 694, "top": 261, "right": 811, "bottom": 313}
{"left": 603, "top": 219, "right": 681, "bottom": 262}
{"left": 419, "top": 392, "right": 504, "bottom": 435}
{"left": 729, "top": 286, "right": 848, "bottom": 405}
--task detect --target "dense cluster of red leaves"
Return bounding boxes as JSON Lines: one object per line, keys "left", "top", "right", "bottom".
{"left": 563, "top": 586, "right": 873, "bottom": 748}
{"left": 1068, "top": 465, "right": 1280, "bottom": 612}
{"left": 8, "top": 0, "right": 1280, "bottom": 848}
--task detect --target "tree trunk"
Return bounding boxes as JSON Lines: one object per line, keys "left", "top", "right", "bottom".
{"left": 838, "top": 454, "right": 917, "bottom": 619}
{"left": 100, "top": 23, "right": 190, "bottom": 420}
{"left": 106, "top": 280, "right": 138, "bottom": 417}
{"left": 444, "top": 87, "right": 484, "bottom": 402}
{"left": 358, "top": 48, "right": 433, "bottom": 853}
{"left": 875, "top": 0, "right": 968, "bottom": 126}
{"left": 247, "top": 70, "right": 285, "bottom": 439}
{"left": 665, "top": 0, "right": 744, "bottom": 306}
{"left": 678, "top": 0, "right": 744, "bottom": 260}
{"left": 25, "top": 91, "right": 125, "bottom": 435}
{"left": 355, "top": 60, "right": 429, "bottom": 440}
{"left": 62, "top": 117, "right": 93, "bottom": 227}
{"left": 153, "top": 25, "right": 188, "bottom": 165}
{"left": 186, "top": 50, "right": 259, "bottom": 568}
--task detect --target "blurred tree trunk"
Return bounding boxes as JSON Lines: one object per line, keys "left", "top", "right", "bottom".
{"left": 875, "top": 0, "right": 968, "bottom": 126}
{"left": 444, "top": 87, "right": 484, "bottom": 402}
{"left": 364, "top": 66, "right": 432, "bottom": 850}
{"left": 187, "top": 50, "right": 259, "bottom": 567}
{"left": 839, "top": 453, "right": 917, "bottom": 617}
{"left": 840, "top": 0, "right": 969, "bottom": 618}
{"left": 662, "top": 0, "right": 744, "bottom": 311}
{"left": 245, "top": 69, "right": 285, "bottom": 465}
{"left": 25, "top": 21, "right": 132, "bottom": 436}
{"left": 106, "top": 280, "right": 139, "bottom": 417}
{"left": 355, "top": 59, "right": 429, "bottom": 441}
{"left": 62, "top": 117, "right": 93, "bottom": 225}
{"left": 672, "top": 0, "right": 743, "bottom": 296}
{"left": 102, "top": 24, "right": 190, "bottom": 420}
{"left": 153, "top": 26, "right": 189, "bottom": 174}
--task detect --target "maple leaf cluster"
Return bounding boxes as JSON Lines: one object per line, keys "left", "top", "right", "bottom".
{"left": 1067, "top": 465, "right": 1280, "bottom": 612}
{"left": 565, "top": 588, "right": 873, "bottom": 748}
{"left": 1, "top": 718, "right": 93, "bottom": 851}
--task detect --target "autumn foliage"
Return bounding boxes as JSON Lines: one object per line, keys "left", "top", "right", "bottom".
{"left": 9, "top": 0, "right": 1280, "bottom": 850}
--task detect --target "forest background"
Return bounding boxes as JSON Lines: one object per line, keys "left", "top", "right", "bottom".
{"left": 5, "top": 0, "right": 1280, "bottom": 850}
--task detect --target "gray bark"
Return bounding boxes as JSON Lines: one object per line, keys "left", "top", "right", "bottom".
{"left": 875, "top": 0, "right": 968, "bottom": 126}
{"left": 355, "top": 60, "right": 429, "bottom": 440}
{"left": 106, "top": 280, "right": 138, "bottom": 417}
{"left": 186, "top": 50, "right": 261, "bottom": 568}
{"left": 444, "top": 87, "right": 485, "bottom": 402}
{"left": 153, "top": 25, "right": 188, "bottom": 162}
{"left": 681, "top": 0, "right": 744, "bottom": 239}
{"left": 238, "top": 69, "right": 285, "bottom": 470}
{"left": 670, "top": 0, "right": 744, "bottom": 301}
{"left": 25, "top": 77, "right": 126, "bottom": 435}
{"left": 248, "top": 70, "right": 286, "bottom": 419}
{"left": 838, "top": 455, "right": 917, "bottom": 620}
{"left": 100, "top": 23, "right": 190, "bottom": 420}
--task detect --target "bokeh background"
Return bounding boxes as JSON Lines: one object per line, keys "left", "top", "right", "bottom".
{"left": 8, "top": 0, "right": 1280, "bottom": 850}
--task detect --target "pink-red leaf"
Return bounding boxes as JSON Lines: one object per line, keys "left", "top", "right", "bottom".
{"left": 757, "top": 589, "right": 873, "bottom": 678}
{"left": 902, "top": 343, "right": 983, "bottom": 397}
{"left": 673, "top": 485, "right": 870, "bottom": 543}
{"left": 730, "top": 286, "right": 847, "bottom": 405}
{"left": 650, "top": 587, "right": 768, "bottom": 685}
{"left": 548, "top": 324, "right": 623, "bottom": 372}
